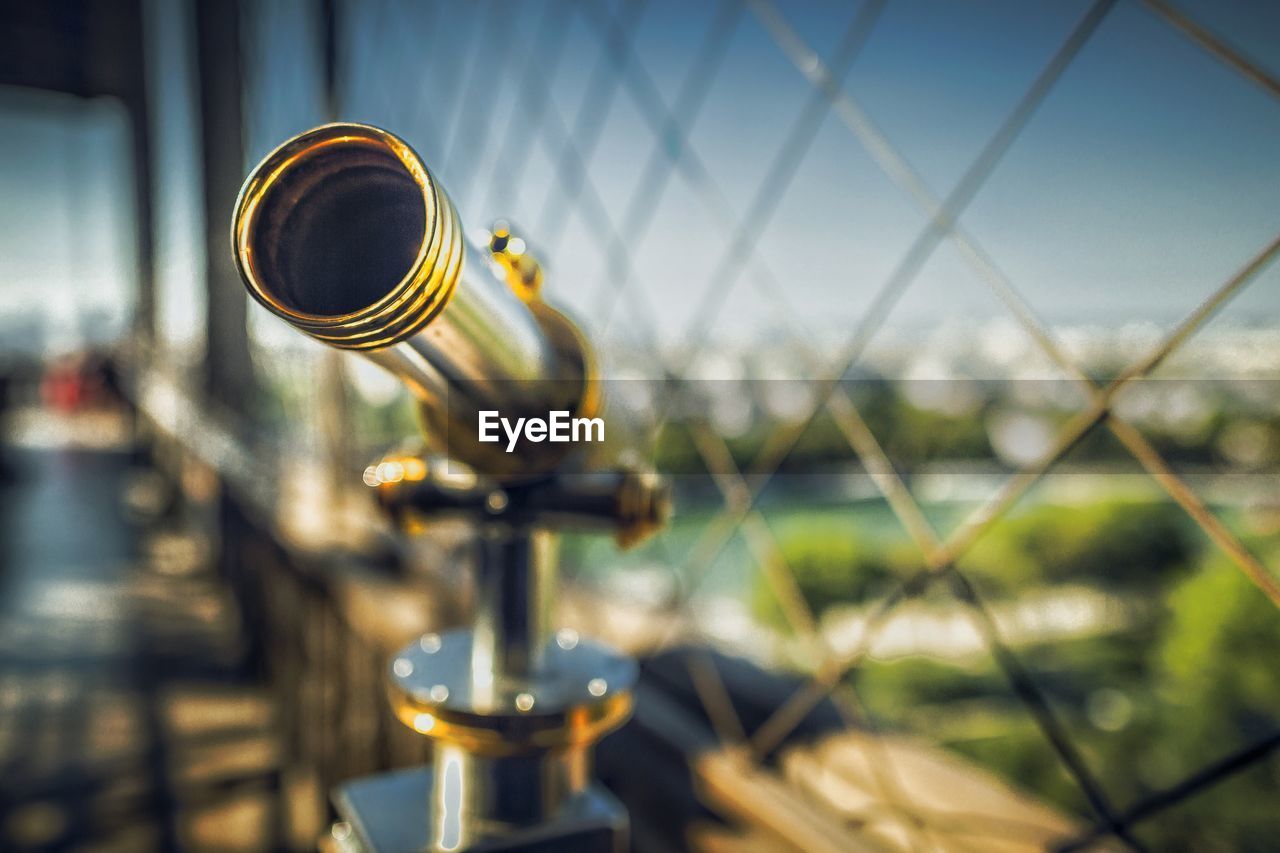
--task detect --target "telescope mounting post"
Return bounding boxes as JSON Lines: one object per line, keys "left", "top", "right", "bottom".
{"left": 332, "top": 466, "right": 667, "bottom": 852}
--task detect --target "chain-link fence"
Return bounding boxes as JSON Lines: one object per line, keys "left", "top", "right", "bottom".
{"left": 240, "top": 1, "right": 1280, "bottom": 849}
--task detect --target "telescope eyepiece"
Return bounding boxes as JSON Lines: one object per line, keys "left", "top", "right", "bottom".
{"left": 247, "top": 141, "right": 425, "bottom": 317}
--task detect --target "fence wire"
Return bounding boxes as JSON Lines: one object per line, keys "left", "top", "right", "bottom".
{"left": 241, "top": 1, "right": 1280, "bottom": 849}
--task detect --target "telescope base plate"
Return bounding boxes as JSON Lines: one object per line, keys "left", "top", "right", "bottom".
{"left": 333, "top": 766, "right": 626, "bottom": 852}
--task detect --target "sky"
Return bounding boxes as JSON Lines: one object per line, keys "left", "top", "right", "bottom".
{"left": 1, "top": 0, "right": 1278, "bottom": 359}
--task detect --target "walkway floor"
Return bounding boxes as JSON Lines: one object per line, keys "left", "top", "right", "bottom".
{"left": 0, "top": 415, "right": 281, "bottom": 851}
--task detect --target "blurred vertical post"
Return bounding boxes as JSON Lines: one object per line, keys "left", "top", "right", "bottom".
{"left": 193, "top": 0, "right": 265, "bottom": 710}
{"left": 111, "top": 1, "right": 155, "bottom": 345}
{"left": 194, "top": 0, "right": 254, "bottom": 410}
{"left": 315, "top": 0, "right": 356, "bottom": 532}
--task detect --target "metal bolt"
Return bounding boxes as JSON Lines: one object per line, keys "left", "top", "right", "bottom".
{"left": 556, "top": 627, "right": 580, "bottom": 650}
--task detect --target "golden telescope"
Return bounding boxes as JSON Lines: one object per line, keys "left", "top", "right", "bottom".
{"left": 232, "top": 123, "right": 665, "bottom": 852}
{"left": 232, "top": 122, "right": 597, "bottom": 480}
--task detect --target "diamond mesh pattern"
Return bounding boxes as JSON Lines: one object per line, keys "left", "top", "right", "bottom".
{"left": 240, "top": 1, "right": 1280, "bottom": 847}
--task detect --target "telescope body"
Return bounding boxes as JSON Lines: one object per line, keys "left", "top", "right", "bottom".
{"left": 232, "top": 123, "right": 594, "bottom": 479}
{"left": 232, "top": 123, "right": 654, "bottom": 852}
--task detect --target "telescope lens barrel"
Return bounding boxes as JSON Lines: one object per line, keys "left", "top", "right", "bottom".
{"left": 232, "top": 124, "right": 594, "bottom": 478}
